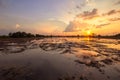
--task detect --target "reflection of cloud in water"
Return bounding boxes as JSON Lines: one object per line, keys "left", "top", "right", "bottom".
{"left": 0, "top": 38, "right": 120, "bottom": 80}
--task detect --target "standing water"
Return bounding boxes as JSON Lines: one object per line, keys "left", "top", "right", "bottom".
{"left": 0, "top": 38, "right": 120, "bottom": 80}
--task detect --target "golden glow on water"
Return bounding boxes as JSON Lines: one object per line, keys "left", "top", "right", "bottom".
{"left": 0, "top": 38, "right": 120, "bottom": 80}
{"left": 86, "top": 37, "right": 90, "bottom": 41}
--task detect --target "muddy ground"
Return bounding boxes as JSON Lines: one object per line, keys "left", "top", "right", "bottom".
{"left": 0, "top": 38, "right": 120, "bottom": 80}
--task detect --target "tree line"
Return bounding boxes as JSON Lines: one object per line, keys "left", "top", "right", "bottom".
{"left": 0, "top": 31, "right": 120, "bottom": 39}
{"left": 8, "top": 32, "right": 45, "bottom": 38}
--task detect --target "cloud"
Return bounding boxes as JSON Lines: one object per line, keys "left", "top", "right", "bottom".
{"left": 15, "top": 24, "right": 21, "bottom": 29}
{"left": 85, "top": 0, "right": 95, "bottom": 6}
{"left": 75, "top": 9, "right": 120, "bottom": 21}
{"left": 65, "top": 8, "right": 120, "bottom": 33}
{"left": 69, "top": 0, "right": 93, "bottom": 14}
{"left": 114, "top": 1, "right": 120, "bottom": 5}
{"left": 107, "top": 10, "right": 117, "bottom": 15}
{"left": 65, "top": 8, "right": 99, "bottom": 32}
{"left": 85, "top": 0, "right": 91, "bottom": 4}
{"left": 74, "top": 4, "right": 85, "bottom": 12}
{"left": 96, "top": 23, "right": 110, "bottom": 28}
{"left": 103, "top": 9, "right": 120, "bottom": 16}
{"left": 76, "top": 8, "right": 99, "bottom": 20}
{"left": 76, "top": 5, "right": 82, "bottom": 10}
{"left": 64, "top": 21, "right": 89, "bottom": 32}
{"left": 109, "top": 17, "right": 120, "bottom": 21}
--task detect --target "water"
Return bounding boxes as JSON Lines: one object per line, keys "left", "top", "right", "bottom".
{"left": 0, "top": 38, "right": 120, "bottom": 80}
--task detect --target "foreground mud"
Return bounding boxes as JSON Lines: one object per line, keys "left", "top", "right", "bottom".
{"left": 0, "top": 38, "right": 120, "bottom": 80}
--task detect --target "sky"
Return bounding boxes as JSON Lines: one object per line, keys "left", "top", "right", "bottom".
{"left": 0, "top": 0, "right": 120, "bottom": 35}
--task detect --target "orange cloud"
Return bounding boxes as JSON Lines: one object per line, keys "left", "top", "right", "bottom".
{"left": 64, "top": 20, "right": 89, "bottom": 32}
{"left": 107, "top": 10, "right": 117, "bottom": 15}
{"left": 96, "top": 23, "right": 110, "bottom": 28}
{"left": 109, "top": 17, "right": 120, "bottom": 21}
{"left": 64, "top": 7, "right": 120, "bottom": 35}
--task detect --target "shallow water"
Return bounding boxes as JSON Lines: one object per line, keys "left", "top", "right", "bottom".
{"left": 0, "top": 38, "right": 120, "bottom": 80}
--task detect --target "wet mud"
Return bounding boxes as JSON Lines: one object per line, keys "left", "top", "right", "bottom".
{"left": 0, "top": 38, "right": 120, "bottom": 80}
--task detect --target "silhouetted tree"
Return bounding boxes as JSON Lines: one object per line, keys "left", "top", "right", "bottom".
{"left": 36, "top": 34, "right": 45, "bottom": 37}
{"left": 8, "top": 32, "right": 35, "bottom": 38}
{"left": 8, "top": 32, "right": 12, "bottom": 37}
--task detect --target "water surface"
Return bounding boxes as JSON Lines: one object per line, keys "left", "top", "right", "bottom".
{"left": 0, "top": 38, "right": 120, "bottom": 80}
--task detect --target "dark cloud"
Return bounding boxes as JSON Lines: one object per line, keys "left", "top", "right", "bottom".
{"left": 114, "top": 1, "right": 120, "bottom": 5}
{"left": 78, "top": 8, "right": 97, "bottom": 17}
{"left": 109, "top": 17, "right": 120, "bottom": 21}
{"left": 75, "top": 2, "right": 87, "bottom": 10}
{"left": 107, "top": 10, "right": 116, "bottom": 15}
{"left": 96, "top": 23, "right": 110, "bottom": 28}
{"left": 76, "top": 8, "right": 99, "bottom": 20}
{"left": 76, "top": 5, "right": 81, "bottom": 10}
{"left": 103, "top": 9, "right": 120, "bottom": 16}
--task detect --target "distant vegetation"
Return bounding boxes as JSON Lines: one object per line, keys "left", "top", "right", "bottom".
{"left": 0, "top": 31, "right": 120, "bottom": 39}
{"left": 8, "top": 32, "right": 45, "bottom": 38}
{"left": 97, "top": 33, "right": 120, "bottom": 39}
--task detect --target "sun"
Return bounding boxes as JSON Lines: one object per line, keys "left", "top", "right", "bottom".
{"left": 85, "top": 30, "right": 92, "bottom": 36}
{"left": 87, "top": 30, "right": 91, "bottom": 35}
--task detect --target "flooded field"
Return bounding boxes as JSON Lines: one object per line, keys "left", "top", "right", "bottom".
{"left": 0, "top": 38, "right": 120, "bottom": 80}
